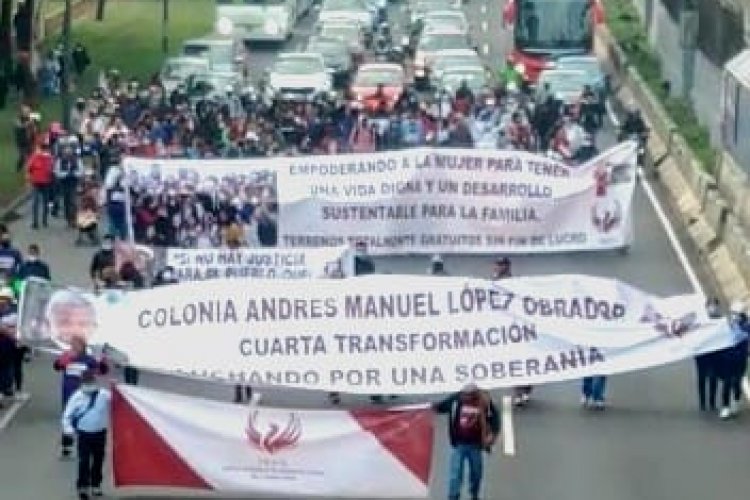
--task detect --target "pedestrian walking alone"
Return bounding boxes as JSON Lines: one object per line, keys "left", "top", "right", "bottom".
{"left": 434, "top": 384, "right": 500, "bottom": 500}
{"left": 61, "top": 370, "right": 111, "bottom": 499}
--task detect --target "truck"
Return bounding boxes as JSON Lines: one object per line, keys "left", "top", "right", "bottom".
{"left": 501, "top": 0, "right": 605, "bottom": 84}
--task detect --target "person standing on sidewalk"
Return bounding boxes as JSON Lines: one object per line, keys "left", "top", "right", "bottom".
{"left": 26, "top": 141, "right": 55, "bottom": 229}
{"left": 434, "top": 384, "right": 500, "bottom": 500}
{"left": 61, "top": 370, "right": 111, "bottom": 500}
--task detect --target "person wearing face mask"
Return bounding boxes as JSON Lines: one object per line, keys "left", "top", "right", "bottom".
{"left": 61, "top": 370, "right": 112, "bottom": 499}
{"left": 0, "top": 232, "right": 23, "bottom": 279}
{"left": 17, "top": 244, "right": 51, "bottom": 281}
{"left": 716, "top": 300, "right": 749, "bottom": 419}
{"left": 89, "top": 235, "right": 116, "bottom": 290}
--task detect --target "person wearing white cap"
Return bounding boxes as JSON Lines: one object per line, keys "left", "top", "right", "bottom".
{"left": 716, "top": 300, "right": 749, "bottom": 419}
{"left": 433, "top": 383, "right": 500, "bottom": 500}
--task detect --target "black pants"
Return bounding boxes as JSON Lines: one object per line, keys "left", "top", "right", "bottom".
{"left": 12, "top": 346, "right": 25, "bottom": 392}
{"left": 695, "top": 355, "right": 718, "bottom": 410}
{"left": 234, "top": 385, "right": 252, "bottom": 403}
{"left": 76, "top": 430, "right": 107, "bottom": 490}
{"left": 0, "top": 359, "right": 13, "bottom": 397}
{"left": 720, "top": 375, "right": 743, "bottom": 408}
{"left": 59, "top": 180, "right": 78, "bottom": 225}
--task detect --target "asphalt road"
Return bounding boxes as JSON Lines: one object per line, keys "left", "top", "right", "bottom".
{"left": 1, "top": 0, "right": 749, "bottom": 499}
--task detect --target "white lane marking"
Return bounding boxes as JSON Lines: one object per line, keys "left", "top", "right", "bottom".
{"left": 480, "top": 4, "right": 487, "bottom": 14}
{"left": 501, "top": 395, "right": 516, "bottom": 456}
{"left": 0, "top": 400, "right": 27, "bottom": 431}
{"left": 482, "top": 43, "right": 490, "bottom": 55}
{"left": 481, "top": 21, "right": 488, "bottom": 32}
{"left": 638, "top": 167, "right": 705, "bottom": 297}
{"left": 606, "top": 98, "right": 620, "bottom": 127}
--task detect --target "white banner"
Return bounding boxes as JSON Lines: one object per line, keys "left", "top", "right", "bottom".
{"left": 65, "top": 275, "right": 733, "bottom": 394}
{"left": 112, "top": 385, "right": 434, "bottom": 498}
{"left": 166, "top": 246, "right": 354, "bottom": 282}
{"left": 123, "top": 143, "right": 637, "bottom": 255}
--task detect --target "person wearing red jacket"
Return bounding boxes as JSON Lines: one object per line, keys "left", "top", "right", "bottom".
{"left": 26, "top": 141, "right": 55, "bottom": 229}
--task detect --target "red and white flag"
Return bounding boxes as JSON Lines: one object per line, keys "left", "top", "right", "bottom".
{"left": 111, "top": 385, "right": 434, "bottom": 498}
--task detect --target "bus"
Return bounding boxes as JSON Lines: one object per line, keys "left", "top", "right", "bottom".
{"left": 502, "top": 0, "right": 605, "bottom": 84}
{"left": 216, "top": 0, "right": 314, "bottom": 43}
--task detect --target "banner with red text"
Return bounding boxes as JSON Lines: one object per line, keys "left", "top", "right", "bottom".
{"left": 82, "top": 274, "right": 736, "bottom": 394}
{"left": 123, "top": 143, "right": 637, "bottom": 254}
{"left": 112, "top": 385, "right": 433, "bottom": 498}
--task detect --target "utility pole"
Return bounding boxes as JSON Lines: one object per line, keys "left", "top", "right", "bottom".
{"left": 162, "top": 0, "right": 169, "bottom": 55}
{"left": 0, "top": 0, "right": 11, "bottom": 109}
{"left": 61, "top": 0, "right": 72, "bottom": 129}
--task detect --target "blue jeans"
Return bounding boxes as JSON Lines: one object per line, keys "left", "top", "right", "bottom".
{"left": 448, "top": 444, "right": 483, "bottom": 500}
{"left": 582, "top": 376, "right": 607, "bottom": 402}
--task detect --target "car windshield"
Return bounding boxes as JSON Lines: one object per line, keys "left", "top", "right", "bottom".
{"left": 324, "top": 0, "right": 367, "bottom": 10}
{"left": 355, "top": 68, "right": 403, "bottom": 86}
{"left": 434, "top": 55, "right": 481, "bottom": 71}
{"left": 424, "top": 13, "right": 464, "bottom": 27}
{"left": 414, "top": 0, "right": 455, "bottom": 13}
{"left": 322, "top": 25, "right": 359, "bottom": 42}
{"left": 557, "top": 58, "right": 600, "bottom": 76}
{"left": 441, "top": 69, "right": 486, "bottom": 89}
{"left": 514, "top": 0, "right": 594, "bottom": 51}
{"left": 183, "top": 43, "right": 234, "bottom": 67}
{"left": 419, "top": 33, "right": 468, "bottom": 52}
{"left": 309, "top": 39, "right": 346, "bottom": 56}
{"left": 164, "top": 61, "right": 205, "bottom": 79}
{"left": 274, "top": 57, "right": 323, "bottom": 74}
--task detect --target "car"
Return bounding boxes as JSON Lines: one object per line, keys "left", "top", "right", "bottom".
{"left": 413, "top": 30, "right": 474, "bottom": 88}
{"left": 181, "top": 36, "right": 249, "bottom": 75}
{"left": 263, "top": 52, "right": 333, "bottom": 102}
{"left": 429, "top": 49, "right": 482, "bottom": 81}
{"left": 407, "top": 0, "right": 460, "bottom": 27}
{"left": 319, "top": 20, "right": 368, "bottom": 61}
{"left": 349, "top": 63, "right": 406, "bottom": 112}
{"left": 186, "top": 71, "right": 244, "bottom": 104}
{"left": 536, "top": 69, "right": 592, "bottom": 105}
{"left": 306, "top": 35, "right": 354, "bottom": 87}
{"left": 435, "top": 65, "right": 490, "bottom": 95}
{"left": 215, "top": 0, "right": 311, "bottom": 43}
{"left": 160, "top": 57, "right": 210, "bottom": 95}
{"left": 553, "top": 55, "right": 610, "bottom": 100}
{"left": 319, "top": 0, "right": 374, "bottom": 32}
{"left": 421, "top": 10, "right": 469, "bottom": 36}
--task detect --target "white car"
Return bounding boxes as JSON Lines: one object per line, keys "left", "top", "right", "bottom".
{"left": 264, "top": 52, "right": 333, "bottom": 102}
{"left": 409, "top": 0, "right": 460, "bottom": 26}
{"left": 160, "top": 57, "right": 210, "bottom": 94}
{"left": 422, "top": 10, "right": 469, "bottom": 36}
{"left": 430, "top": 49, "right": 482, "bottom": 80}
{"left": 413, "top": 30, "right": 474, "bottom": 87}
{"left": 319, "top": 0, "right": 373, "bottom": 31}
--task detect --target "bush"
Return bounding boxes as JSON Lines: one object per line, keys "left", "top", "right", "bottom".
{"left": 603, "top": 0, "right": 716, "bottom": 172}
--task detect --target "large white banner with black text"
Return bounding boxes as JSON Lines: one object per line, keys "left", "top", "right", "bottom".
{"left": 70, "top": 275, "right": 735, "bottom": 394}
{"left": 123, "top": 143, "right": 637, "bottom": 254}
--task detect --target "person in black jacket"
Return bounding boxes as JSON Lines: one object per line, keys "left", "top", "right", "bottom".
{"left": 717, "top": 300, "right": 750, "bottom": 419}
{"left": 695, "top": 298, "right": 721, "bottom": 412}
{"left": 434, "top": 384, "right": 500, "bottom": 500}
{"left": 89, "top": 235, "right": 116, "bottom": 289}
{"left": 17, "top": 244, "right": 51, "bottom": 281}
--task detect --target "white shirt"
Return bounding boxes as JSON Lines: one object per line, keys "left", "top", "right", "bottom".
{"left": 62, "top": 387, "right": 112, "bottom": 435}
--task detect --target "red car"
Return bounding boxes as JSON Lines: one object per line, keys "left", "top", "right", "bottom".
{"left": 349, "top": 63, "right": 406, "bottom": 112}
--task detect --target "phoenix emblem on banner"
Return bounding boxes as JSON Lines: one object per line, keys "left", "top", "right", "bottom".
{"left": 246, "top": 411, "right": 302, "bottom": 454}
{"left": 640, "top": 305, "right": 698, "bottom": 337}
